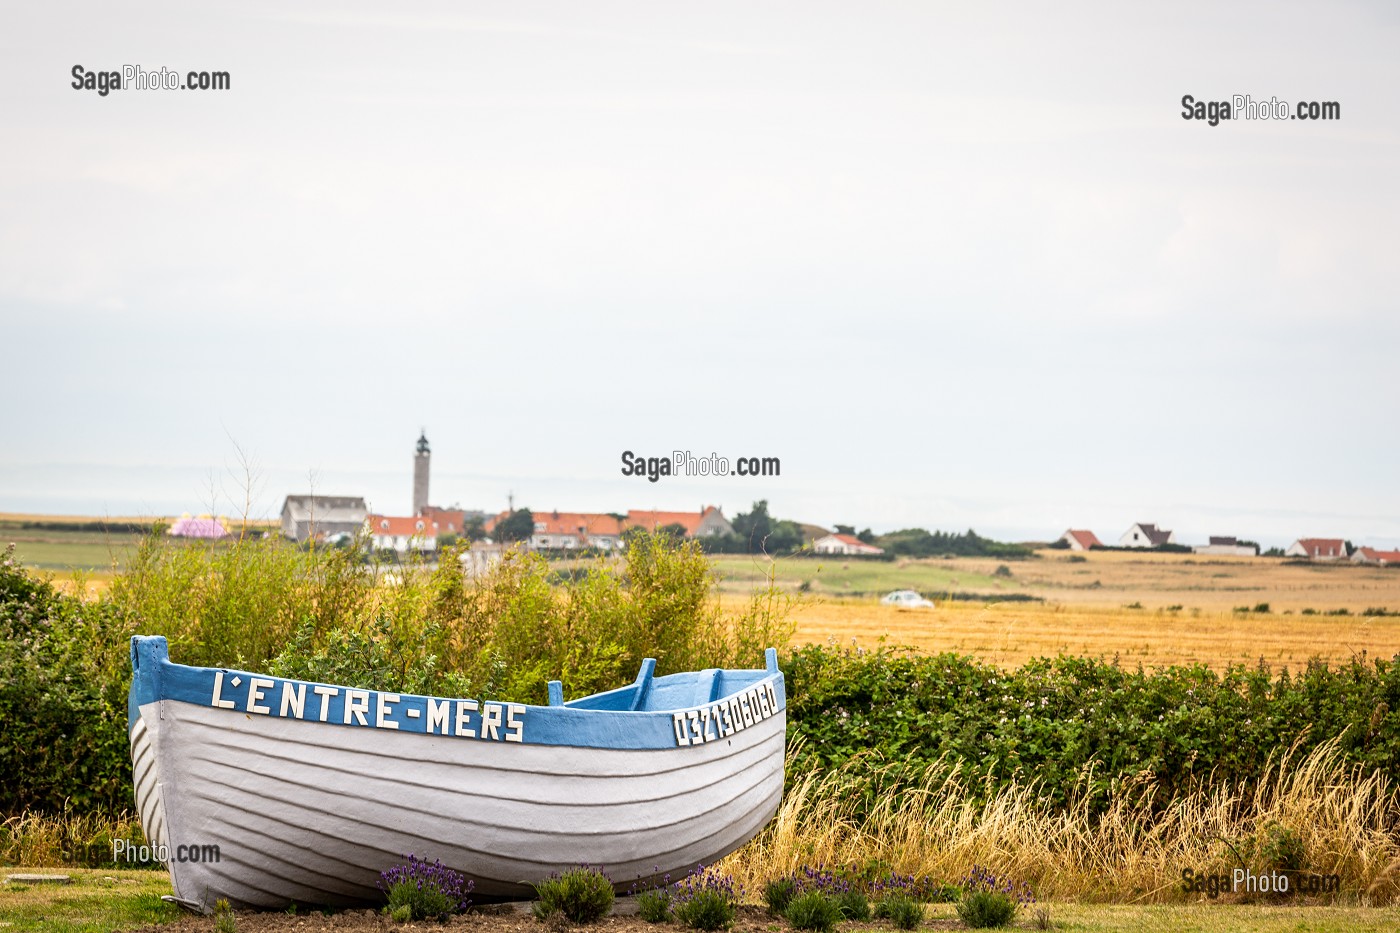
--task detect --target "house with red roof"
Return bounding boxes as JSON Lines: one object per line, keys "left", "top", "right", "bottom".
{"left": 1058, "top": 529, "right": 1102, "bottom": 551}
{"left": 365, "top": 514, "right": 438, "bottom": 553}
{"left": 1352, "top": 547, "right": 1400, "bottom": 566}
{"left": 812, "top": 533, "right": 885, "bottom": 556}
{"left": 486, "top": 510, "right": 627, "bottom": 550}
{"left": 1285, "top": 538, "right": 1348, "bottom": 560}
{"left": 625, "top": 506, "right": 734, "bottom": 539}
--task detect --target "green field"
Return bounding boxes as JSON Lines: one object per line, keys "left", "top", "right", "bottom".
{"left": 708, "top": 553, "right": 1019, "bottom": 597}
{"left": 1, "top": 526, "right": 147, "bottom": 573}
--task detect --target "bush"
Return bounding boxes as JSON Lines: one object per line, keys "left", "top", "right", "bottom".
{"left": 781, "top": 644, "right": 1400, "bottom": 816}
{"left": 637, "top": 887, "right": 673, "bottom": 923}
{"left": 0, "top": 547, "right": 132, "bottom": 815}
{"left": 835, "top": 888, "right": 870, "bottom": 920}
{"left": 762, "top": 876, "right": 796, "bottom": 915}
{"left": 954, "top": 867, "right": 1032, "bottom": 929}
{"left": 672, "top": 866, "right": 739, "bottom": 931}
{"left": 784, "top": 891, "right": 841, "bottom": 933}
{"left": 532, "top": 867, "right": 614, "bottom": 923}
{"left": 875, "top": 893, "right": 922, "bottom": 929}
{"left": 956, "top": 890, "right": 1015, "bottom": 928}
{"left": 379, "top": 854, "right": 473, "bottom": 920}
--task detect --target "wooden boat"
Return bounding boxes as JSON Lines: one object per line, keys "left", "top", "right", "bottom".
{"left": 128, "top": 636, "right": 786, "bottom": 912}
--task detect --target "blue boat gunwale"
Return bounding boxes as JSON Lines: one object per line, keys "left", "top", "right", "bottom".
{"left": 129, "top": 635, "right": 785, "bottom": 752}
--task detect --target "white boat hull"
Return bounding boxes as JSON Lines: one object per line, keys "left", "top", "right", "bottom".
{"left": 127, "top": 640, "right": 786, "bottom": 911}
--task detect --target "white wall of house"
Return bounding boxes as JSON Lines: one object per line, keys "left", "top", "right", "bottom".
{"left": 1192, "top": 544, "right": 1257, "bottom": 557}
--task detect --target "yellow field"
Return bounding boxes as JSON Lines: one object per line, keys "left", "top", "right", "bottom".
{"left": 718, "top": 550, "right": 1400, "bottom": 670}
{"left": 777, "top": 598, "right": 1400, "bottom": 670}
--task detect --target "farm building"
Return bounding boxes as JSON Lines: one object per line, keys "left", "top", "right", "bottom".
{"left": 1192, "top": 536, "right": 1258, "bottom": 557}
{"left": 1352, "top": 547, "right": 1400, "bottom": 565}
{"left": 280, "top": 495, "right": 368, "bottom": 543}
{"left": 1285, "top": 538, "right": 1348, "bottom": 560}
{"left": 1059, "top": 529, "right": 1102, "bottom": 551}
{"left": 168, "top": 514, "right": 230, "bottom": 539}
{"left": 365, "top": 514, "right": 438, "bottom": 553}
{"left": 813, "top": 533, "right": 885, "bottom": 556}
{"left": 1119, "top": 523, "right": 1175, "bottom": 548}
{"left": 626, "top": 506, "right": 735, "bottom": 538}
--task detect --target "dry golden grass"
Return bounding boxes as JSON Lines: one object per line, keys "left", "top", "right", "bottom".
{"left": 779, "top": 598, "right": 1400, "bottom": 671}
{"left": 1, "top": 810, "right": 149, "bottom": 867}
{"left": 970, "top": 550, "right": 1400, "bottom": 613}
{"left": 718, "top": 741, "right": 1400, "bottom": 904}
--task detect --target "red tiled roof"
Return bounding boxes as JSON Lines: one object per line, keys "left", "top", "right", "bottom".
{"left": 487, "top": 511, "right": 625, "bottom": 537}
{"left": 1064, "top": 529, "right": 1102, "bottom": 549}
{"left": 419, "top": 507, "right": 465, "bottom": 535}
{"left": 626, "top": 509, "right": 708, "bottom": 535}
{"left": 1294, "top": 538, "right": 1346, "bottom": 557}
{"left": 1356, "top": 547, "right": 1400, "bottom": 564}
{"left": 366, "top": 514, "right": 435, "bottom": 537}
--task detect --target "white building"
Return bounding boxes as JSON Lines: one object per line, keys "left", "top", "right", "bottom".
{"left": 1285, "top": 538, "right": 1347, "bottom": 560}
{"left": 1192, "top": 536, "right": 1258, "bottom": 557}
{"left": 1059, "top": 529, "right": 1102, "bottom": 551}
{"left": 281, "top": 495, "right": 368, "bottom": 542}
{"left": 365, "top": 514, "right": 438, "bottom": 553}
{"left": 1119, "top": 523, "right": 1174, "bottom": 548}
{"left": 813, "top": 533, "right": 885, "bottom": 556}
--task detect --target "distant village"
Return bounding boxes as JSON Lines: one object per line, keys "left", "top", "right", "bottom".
{"left": 166, "top": 433, "right": 1400, "bottom": 569}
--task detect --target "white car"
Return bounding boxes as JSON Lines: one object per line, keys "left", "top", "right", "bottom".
{"left": 880, "top": 589, "right": 935, "bottom": 609}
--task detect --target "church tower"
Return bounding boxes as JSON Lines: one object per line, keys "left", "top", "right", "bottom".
{"left": 413, "top": 430, "right": 430, "bottom": 515}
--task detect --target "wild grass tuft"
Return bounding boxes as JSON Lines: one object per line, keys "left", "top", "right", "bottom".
{"left": 718, "top": 739, "right": 1400, "bottom": 902}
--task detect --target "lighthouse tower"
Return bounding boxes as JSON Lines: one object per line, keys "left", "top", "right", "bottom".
{"left": 413, "top": 430, "right": 430, "bottom": 515}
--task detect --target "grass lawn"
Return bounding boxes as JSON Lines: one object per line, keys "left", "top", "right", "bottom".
{"left": 0, "top": 869, "right": 178, "bottom": 932}
{"left": 3, "top": 874, "right": 1398, "bottom": 933}
{"left": 911, "top": 900, "right": 1400, "bottom": 931}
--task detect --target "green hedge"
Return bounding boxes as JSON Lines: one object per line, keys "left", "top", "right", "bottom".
{"left": 5, "top": 539, "right": 1400, "bottom": 821}
{"left": 782, "top": 645, "right": 1400, "bottom": 812}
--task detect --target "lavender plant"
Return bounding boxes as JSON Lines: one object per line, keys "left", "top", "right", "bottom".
{"left": 672, "top": 864, "right": 740, "bottom": 931}
{"left": 379, "top": 853, "right": 474, "bottom": 920}
{"left": 532, "top": 866, "right": 615, "bottom": 923}
{"left": 628, "top": 868, "right": 674, "bottom": 923}
{"left": 954, "top": 865, "right": 1034, "bottom": 929}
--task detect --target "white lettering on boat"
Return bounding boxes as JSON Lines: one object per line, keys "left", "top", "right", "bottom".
{"left": 200, "top": 670, "right": 779, "bottom": 747}
{"left": 344, "top": 689, "right": 370, "bottom": 726}
{"left": 313, "top": 685, "right": 338, "bottom": 722}
{"left": 247, "top": 678, "right": 274, "bottom": 715}
{"left": 428, "top": 698, "right": 452, "bottom": 735}
{"left": 455, "top": 699, "right": 478, "bottom": 737}
{"left": 671, "top": 680, "right": 783, "bottom": 746}
{"left": 376, "top": 693, "right": 399, "bottom": 729}
{"left": 211, "top": 672, "right": 236, "bottom": 709}
{"left": 280, "top": 682, "right": 306, "bottom": 719}
{"left": 481, "top": 703, "right": 503, "bottom": 741}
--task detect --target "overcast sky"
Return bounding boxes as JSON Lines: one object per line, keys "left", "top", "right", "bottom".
{"left": 2, "top": 1, "right": 1397, "bottom": 547}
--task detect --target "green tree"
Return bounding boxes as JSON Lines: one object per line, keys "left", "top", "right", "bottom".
{"left": 495, "top": 508, "right": 535, "bottom": 543}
